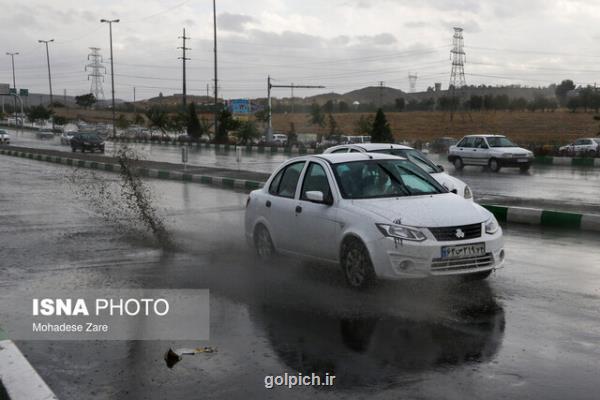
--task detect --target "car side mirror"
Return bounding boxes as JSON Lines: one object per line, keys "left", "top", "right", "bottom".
{"left": 436, "top": 164, "right": 445, "bottom": 172}
{"left": 305, "top": 191, "right": 325, "bottom": 203}
{"left": 305, "top": 191, "right": 333, "bottom": 205}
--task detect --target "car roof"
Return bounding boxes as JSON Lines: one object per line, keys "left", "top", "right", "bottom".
{"left": 315, "top": 152, "right": 405, "bottom": 164}
{"left": 463, "top": 134, "right": 506, "bottom": 138}
{"left": 325, "top": 143, "right": 413, "bottom": 153}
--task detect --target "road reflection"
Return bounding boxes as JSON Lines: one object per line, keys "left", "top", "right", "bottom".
{"left": 250, "top": 282, "right": 505, "bottom": 389}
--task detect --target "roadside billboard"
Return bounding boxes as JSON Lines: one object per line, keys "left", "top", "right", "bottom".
{"left": 0, "top": 83, "right": 9, "bottom": 95}
{"left": 229, "top": 99, "right": 251, "bottom": 114}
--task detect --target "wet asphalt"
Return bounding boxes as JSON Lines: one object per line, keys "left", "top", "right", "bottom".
{"left": 1, "top": 155, "right": 599, "bottom": 399}
{"left": 7, "top": 128, "right": 600, "bottom": 214}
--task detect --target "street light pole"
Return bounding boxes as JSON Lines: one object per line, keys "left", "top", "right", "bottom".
{"left": 38, "top": 39, "right": 54, "bottom": 130}
{"left": 6, "top": 52, "right": 18, "bottom": 126}
{"left": 100, "top": 18, "right": 119, "bottom": 138}
{"left": 212, "top": 0, "right": 219, "bottom": 141}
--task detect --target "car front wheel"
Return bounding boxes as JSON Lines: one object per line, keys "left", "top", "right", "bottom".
{"left": 489, "top": 158, "right": 501, "bottom": 172}
{"left": 254, "top": 224, "right": 274, "bottom": 259}
{"left": 341, "top": 238, "right": 375, "bottom": 289}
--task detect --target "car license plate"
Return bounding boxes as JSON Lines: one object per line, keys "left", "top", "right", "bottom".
{"left": 441, "top": 243, "right": 486, "bottom": 259}
{"left": 518, "top": 158, "right": 529, "bottom": 162}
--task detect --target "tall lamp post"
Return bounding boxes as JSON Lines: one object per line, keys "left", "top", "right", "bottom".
{"left": 100, "top": 18, "right": 119, "bottom": 138}
{"left": 5, "top": 52, "right": 19, "bottom": 126}
{"left": 38, "top": 39, "right": 54, "bottom": 130}
{"left": 212, "top": 0, "right": 218, "bottom": 141}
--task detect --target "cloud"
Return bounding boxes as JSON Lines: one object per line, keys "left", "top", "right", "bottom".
{"left": 356, "top": 33, "right": 397, "bottom": 46}
{"left": 404, "top": 21, "right": 429, "bottom": 28}
{"left": 218, "top": 12, "right": 257, "bottom": 32}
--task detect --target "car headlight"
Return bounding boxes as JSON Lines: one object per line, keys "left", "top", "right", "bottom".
{"left": 464, "top": 185, "right": 473, "bottom": 199}
{"left": 376, "top": 223, "right": 427, "bottom": 242}
{"left": 484, "top": 216, "right": 499, "bottom": 234}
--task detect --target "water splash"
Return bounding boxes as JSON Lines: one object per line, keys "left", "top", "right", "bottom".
{"left": 67, "top": 145, "right": 173, "bottom": 249}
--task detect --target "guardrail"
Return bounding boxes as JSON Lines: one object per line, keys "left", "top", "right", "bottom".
{"left": 107, "top": 137, "right": 320, "bottom": 155}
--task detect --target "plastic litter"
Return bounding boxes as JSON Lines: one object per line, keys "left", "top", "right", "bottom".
{"left": 164, "top": 346, "right": 217, "bottom": 368}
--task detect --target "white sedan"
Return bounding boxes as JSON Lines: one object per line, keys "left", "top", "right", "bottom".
{"left": 0, "top": 129, "right": 10, "bottom": 144}
{"left": 245, "top": 153, "right": 504, "bottom": 289}
{"left": 324, "top": 143, "right": 473, "bottom": 200}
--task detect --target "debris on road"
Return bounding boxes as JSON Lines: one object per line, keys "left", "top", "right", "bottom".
{"left": 164, "top": 346, "right": 217, "bottom": 368}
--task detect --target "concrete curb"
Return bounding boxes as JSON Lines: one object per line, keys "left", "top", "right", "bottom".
{"left": 2, "top": 148, "right": 599, "bottom": 233}
{"left": 482, "top": 204, "right": 600, "bottom": 232}
{"left": 0, "top": 327, "right": 58, "bottom": 400}
{"left": 0, "top": 148, "right": 264, "bottom": 192}
{"left": 534, "top": 155, "right": 600, "bottom": 167}
{"left": 106, "top": 137, "right": 320, "bottom": 155}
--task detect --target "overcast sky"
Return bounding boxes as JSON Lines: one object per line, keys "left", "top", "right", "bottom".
{"left": 2, "top": 0, "right": 600, "bottom": 101}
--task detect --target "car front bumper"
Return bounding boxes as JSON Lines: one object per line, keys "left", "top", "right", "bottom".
{"left": 366, "top": 230, "right": 505, "bottom": 279}
{"left": 498, "top": 157, "right": 533, "bottom": 167}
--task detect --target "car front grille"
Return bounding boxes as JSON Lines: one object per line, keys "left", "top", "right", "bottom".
{"left": 429, "top": 223, "right": 481, "bottom": 241}
{"left": 431, "top": 253, "right": 494, "bottom": 273}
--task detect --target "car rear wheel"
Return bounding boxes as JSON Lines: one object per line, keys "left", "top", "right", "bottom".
{"left": 254, "top": 224, "right": 274, "bottom": 259}
{"left": 489, "top": 158, "right": 501, "bottom": 172}
{"left": 341, "top": 238, "right": 375, "bottom": 289}
{"left": 453, "top": 157, "right": 464, "bottom": 170}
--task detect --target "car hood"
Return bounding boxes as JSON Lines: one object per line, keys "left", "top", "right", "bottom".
{"left": 430, "top": 172, "right": 467, "bottom": 192}
{"left": 349, "top": 193, "right": 489, "bottom": 227}
{"left": 489, "top": 146, "right": 530, "bottom": 154}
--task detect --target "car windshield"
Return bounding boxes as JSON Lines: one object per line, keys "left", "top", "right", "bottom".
{"left": 80, "top": 133, "right": 100, "bottom": 141}
{"left": 486, "top": 136, "right": 517, "bottom": 147}
{"left": 332, "top": 159, "right": 445, "bottom": 199}
{"left": 371, "top": 148, "right": 441, "bottom": 173}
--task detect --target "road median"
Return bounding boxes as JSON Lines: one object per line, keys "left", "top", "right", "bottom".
{"left": 0, "top": 326, "right": 58, "bottom": 400}
{"left": 1, "top": 144, "right": 598, "bottom": 233}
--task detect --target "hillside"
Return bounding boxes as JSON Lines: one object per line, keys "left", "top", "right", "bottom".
{"left": 272, "top": 110, "right": 600, "bottom": 145}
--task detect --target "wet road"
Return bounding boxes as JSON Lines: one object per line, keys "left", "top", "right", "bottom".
{"left": 6, "top": 128, "right": 600, "bottom": 212}
{"left": 1, "top": 155, "right": 599, "bottom": 399}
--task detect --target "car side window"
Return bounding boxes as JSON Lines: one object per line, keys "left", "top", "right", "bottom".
{"left": 268, "top": 169, "right": 285, "bottom": 195}
{"left": 331, "top": 148, "right": 349, "bottom": 153}
{"left": 458, "top": 137, "right": 473, "bottom": 148}
{"left": 349, "top": 149, "right": 361, "bottom": 153}
{"left": 300, "top": 162, "right": 332, "bottom": 201}
{"left": 269, "top": 162, "right": 305, "bottom": 198}
{"left": 473, "top": 138, "right": 485, "bottom": 148}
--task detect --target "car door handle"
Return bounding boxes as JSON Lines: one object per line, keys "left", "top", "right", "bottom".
{"left": 295, "top": 205, "right": 302, "bottom": 214}
{"left": 266, "top": 200, "right": 271, "bottom": 208}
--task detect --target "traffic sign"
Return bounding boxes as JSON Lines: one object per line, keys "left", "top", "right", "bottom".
{"left": 9, "top": 88, "right": 16, "bottom": 95}
{"left": 0, "top": 83, "right": 9, "bottom": 95}
{"left": 19, "top": 89, "right": 28, "bottom": 96}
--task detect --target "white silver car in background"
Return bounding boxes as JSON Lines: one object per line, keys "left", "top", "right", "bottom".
{"left": 324, "top": 143, "right": 473, "bottom": 200}
{"left": 448, "top": 134, "right": 534, "bottom": 172}
{"left": 245, "top": 153, "right": 504, "bottom": 289}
